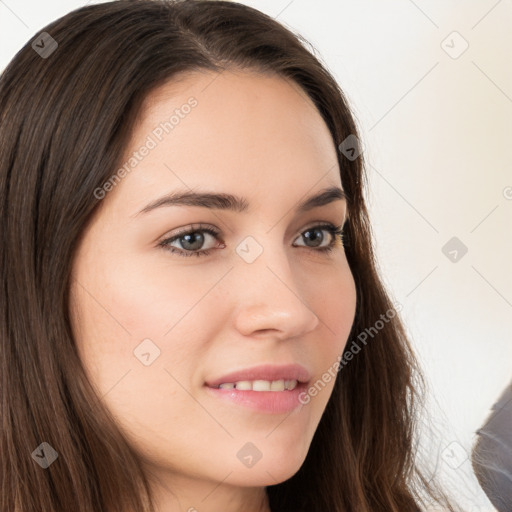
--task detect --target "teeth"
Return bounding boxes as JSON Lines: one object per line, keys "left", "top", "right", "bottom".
{"left": 285, "top": 379, "right": 298, "bottom": 390}
{"left": 218, "top": 383, "right": 235, "bottom": 389}
{"left": 234, "top": 380, "right": 252, "bottom": 390}
{"left": 218, "top": 379, "right": 298, "bottom": 391}
{"left": 270, "top": 380, "right": 284, "bottom": 391}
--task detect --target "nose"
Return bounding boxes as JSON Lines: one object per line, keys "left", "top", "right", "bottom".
{"left": 230, "top": 241, "right": 320, "bottom": 340}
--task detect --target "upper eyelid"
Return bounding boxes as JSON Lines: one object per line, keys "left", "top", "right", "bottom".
{"left": 159, "top": 220, "right": 344, "bottom": 243}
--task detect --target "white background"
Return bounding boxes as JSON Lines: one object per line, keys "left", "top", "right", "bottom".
{"left": 1, "top": 1, "right": 511, "bottom": 510}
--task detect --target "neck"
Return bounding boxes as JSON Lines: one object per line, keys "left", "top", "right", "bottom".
{"left": 143, "top": 469, "right": 271, "bottom": 512}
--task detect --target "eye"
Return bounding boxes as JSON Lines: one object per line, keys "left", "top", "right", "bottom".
{"left": 293, "top": 223, "right": 345, "bottom": 254}
{"left": 158, "top": 222, "right": 345, "bottom": 258}
{"left": 158, "top": 224, "right": 222, "bottom": 258}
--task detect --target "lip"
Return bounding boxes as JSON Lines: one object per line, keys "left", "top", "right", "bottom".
{"left": 204, "top": 363, "right": 312, "bottom": 388}
{"left": 204, "top": 363, "right": 312, "bottom": 414}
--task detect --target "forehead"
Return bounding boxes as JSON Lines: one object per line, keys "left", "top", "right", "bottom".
{"left": 131, "top": 68, "right": 337, "bottom": 161}
{"left": 105, "top": 69, "right": 342, "bottom": 216}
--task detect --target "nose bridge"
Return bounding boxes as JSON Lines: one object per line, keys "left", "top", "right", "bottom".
{"left": 230, "top": 232, "right": 320, "bottom": 338}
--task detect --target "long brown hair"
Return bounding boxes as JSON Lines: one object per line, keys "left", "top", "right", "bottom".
{"left": 0, "top": 1, "right": 460, "bottom": 510}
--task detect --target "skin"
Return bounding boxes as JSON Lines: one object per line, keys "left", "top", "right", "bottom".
{"left": 69, "top": 69, "right": 357, "bottom": 512}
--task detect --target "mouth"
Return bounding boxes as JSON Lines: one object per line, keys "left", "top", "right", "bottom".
{"left": 204, "top": 363, "right": 311, "bottom": 414}
{"left": 210, "top": 379, "right": 300, "bottom": 391}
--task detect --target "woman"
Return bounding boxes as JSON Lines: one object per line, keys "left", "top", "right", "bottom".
{"left": 0, "top": 1, "right": 460, "bottom": 510}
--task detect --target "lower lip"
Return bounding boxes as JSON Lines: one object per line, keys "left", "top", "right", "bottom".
{"left": 204, "top": 382, "right": 309, "bottom": 414}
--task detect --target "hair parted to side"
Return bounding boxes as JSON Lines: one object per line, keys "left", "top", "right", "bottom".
{"left": 0, "top": 1, "right": 460, "bottom": 511}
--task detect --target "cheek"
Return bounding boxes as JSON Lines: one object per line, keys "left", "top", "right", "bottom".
{"left": 74, "top": 248, "right": 212, "bottom": 338}
{"left": 325, "top": 267, "right": 356, "bottom": 326}
{"left": 69, "top": 250, "right": 214, "bottom": 399}
{"left": 69, "top": 256, "right": 217, "bottom": 462}
{"left": 310, "top": 261, "right": 357, "bottom": 353}
{"left": 306, "top": 264, "right": 357, "bottom": 404}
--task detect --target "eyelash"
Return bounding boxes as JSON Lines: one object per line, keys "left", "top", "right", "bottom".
{"left": 158, "top": 223, "right": 345, "bottom": 258}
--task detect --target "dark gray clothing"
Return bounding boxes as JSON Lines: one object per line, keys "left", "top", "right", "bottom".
{"left": 472, "top": 380, "right": 512, "bottom": 512}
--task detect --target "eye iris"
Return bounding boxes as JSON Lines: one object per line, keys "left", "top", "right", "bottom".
{"left": 180, "top": 232, "right": 204, "bottom": 251}
{"left": 303, "top": 228, "right": 324, "bottom": 247}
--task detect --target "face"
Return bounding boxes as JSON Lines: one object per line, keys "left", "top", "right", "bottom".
{"left": 69, "top": 69, "right": 357, "bottom": 497}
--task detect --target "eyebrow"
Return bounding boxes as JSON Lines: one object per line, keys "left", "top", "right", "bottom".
{"left": 133, "top": 185, "right": 347, "bottom": 217}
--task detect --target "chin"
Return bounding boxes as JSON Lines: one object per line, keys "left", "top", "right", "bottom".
{"left": 228, "top": 447, "right": 309, "bottom": 487}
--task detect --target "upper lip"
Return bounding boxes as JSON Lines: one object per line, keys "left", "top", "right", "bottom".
{"left": 205, "top": 363, "right": 312, "bottom": 388}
